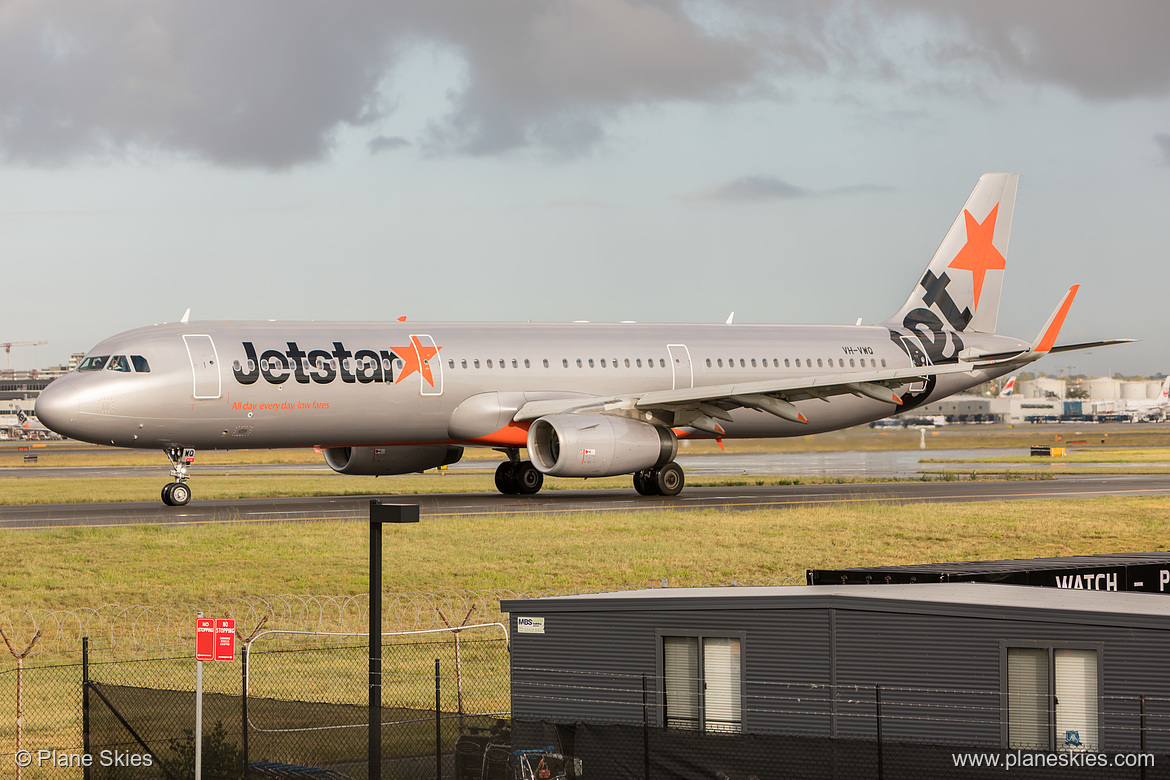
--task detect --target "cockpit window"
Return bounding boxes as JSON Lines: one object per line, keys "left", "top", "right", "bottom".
{"left": 108, "top": 355, "right": 132, "bottom": 372}
{"left": 77, "top": 356, "right": 109, "bottom": 371}
{"left": 131, "top": 355, "right": 150, "bottom": 373}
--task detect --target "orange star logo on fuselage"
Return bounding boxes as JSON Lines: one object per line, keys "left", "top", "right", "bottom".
{"left": 391, "top": 336, "right": 442, "bottom": 387}
{"left": 947, "top": 202, "right": 1006, "bottom": 314}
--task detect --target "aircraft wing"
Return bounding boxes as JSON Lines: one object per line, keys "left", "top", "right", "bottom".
{"left": 513, "top": 360, "right": 990, "bottom": 433}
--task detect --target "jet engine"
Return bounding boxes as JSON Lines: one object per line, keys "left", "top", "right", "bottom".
{"left": 323, "top": 444, "right": 464, "bottom": 476}
{"left": 527, "top": 414, "right": 677, "bottom": 477}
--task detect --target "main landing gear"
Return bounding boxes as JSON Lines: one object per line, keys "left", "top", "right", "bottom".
{"left": 162, "top": 446, "right": 195, "bottom": 506}
{"left": 495, "top": 457, "right": 544, "bottom": 495}
{"left": 633, "top": 462, "right": 685, "bottom": 497}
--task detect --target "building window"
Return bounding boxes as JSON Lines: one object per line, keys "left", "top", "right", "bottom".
{"left": 662, "top": 635, "right": 742, "bottom": 734}
{"left": 1007, "top": 646, "right": 1099, "bottom": 751}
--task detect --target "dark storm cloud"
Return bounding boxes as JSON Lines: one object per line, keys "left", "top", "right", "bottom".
{"left": 2, "top": 1, "right": 1167, "bottom": 168}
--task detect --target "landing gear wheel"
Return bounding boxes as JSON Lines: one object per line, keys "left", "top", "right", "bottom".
{"left": 653, "top": 462, "right": 684, "bottom": 496}
{"left": 513, "top": 461, "right": 544, "bottom": 495}
{"left": 633, "top": 470, "right": 654, "bottom": 496}
{"left": 494, "top": 462, "right": 518, "bottom": 494}
{"left": 168, "top": 482, "right": 192, "bottom": 506}
{"left": 162, "top": 483, "right": 175, "bottom": 506}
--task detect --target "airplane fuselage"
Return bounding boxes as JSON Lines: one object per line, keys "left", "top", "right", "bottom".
{"left": 37, "top": 319, "right": 1022, "bottom": 451}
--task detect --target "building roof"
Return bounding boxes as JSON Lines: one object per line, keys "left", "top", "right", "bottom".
{"left": 501, "top": 582, "right": 1170, "bottom": 631}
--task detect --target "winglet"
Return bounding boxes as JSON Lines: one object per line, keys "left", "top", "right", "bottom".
{"left": 1031, "top": 285, "right": 1079, "bottom": 355}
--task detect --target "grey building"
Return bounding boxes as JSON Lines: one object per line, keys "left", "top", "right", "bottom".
{"left": 502, "top": 583, "right": 1170, "bottom": 759}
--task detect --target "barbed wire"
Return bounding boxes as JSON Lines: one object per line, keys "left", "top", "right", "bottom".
{"left": 0, "top": 576, "right": 802, "bottom": 658}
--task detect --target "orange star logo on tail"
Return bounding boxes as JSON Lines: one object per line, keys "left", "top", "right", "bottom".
{"left": 390, "top": 336, "right": 442, "bottom": 387}
{"left": 948, "top": 202, "right": 1006, "bottom": 314}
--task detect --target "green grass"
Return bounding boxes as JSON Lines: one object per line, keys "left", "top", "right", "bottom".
{"left": 4, "top": 495, "right": 1170, "bottom": 613}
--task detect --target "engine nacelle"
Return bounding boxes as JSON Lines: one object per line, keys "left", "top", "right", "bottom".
{"left": 527, "top": 414, "right": 677, "bottom": 477}
{"left": 323, "top": 444, "right": 463, "bottom": 476}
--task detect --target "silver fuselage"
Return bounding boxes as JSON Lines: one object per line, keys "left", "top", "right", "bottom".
{"left": 36, "top": 320, "right": 1023, "bottom": 451}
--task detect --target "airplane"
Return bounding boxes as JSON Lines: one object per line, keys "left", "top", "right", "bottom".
{"left": 0, "top": 402, "right": 49, "bottom": 436}
{"left": 35, "top": 173, "right": 1132, "bottom": 506}
{"left": 997, "top": 375, "right": 1017, "bottom": 399}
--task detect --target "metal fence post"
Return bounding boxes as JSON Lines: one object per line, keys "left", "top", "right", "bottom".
{"left": 642, "top": 674, "right": 651, "bottom": 780}
{"left": 875, "top": 684, "right": 884, "bottom": 780}
{"left": 1140, "top": 695, "right": 1148, "bottom": 780}
{"left": 241, "top": 645, "right": 249, "bottom": 780}
{"left": 369, "top": 506, "right": 383, "bottom": 780}
{"left": 82, "top": 636, "right": 91, "bottom": 780}
{"left": 435, "top": 658, "right": 441, "bottom": 780}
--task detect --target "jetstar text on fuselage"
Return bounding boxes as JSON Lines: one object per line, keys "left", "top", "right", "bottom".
{"left": 233, "top": 341, "right": 403, "bottom": 385}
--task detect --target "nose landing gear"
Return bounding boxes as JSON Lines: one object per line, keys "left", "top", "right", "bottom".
{"left": 162, "top": 446, "right": 195, "bottom": 506}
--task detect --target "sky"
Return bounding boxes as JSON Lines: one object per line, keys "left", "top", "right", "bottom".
{"left": 1, "top": 0, "right": 1167, "bottom": 378}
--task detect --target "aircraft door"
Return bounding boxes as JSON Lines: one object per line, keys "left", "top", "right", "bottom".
{"left": 412, "top": 334, "right": 444, "bottom": 397}
{"left": 182, "top": 334, "right": 222, "bottom": 400}
{"left": 667, "top": 344, "right": 693, "bottom": 390}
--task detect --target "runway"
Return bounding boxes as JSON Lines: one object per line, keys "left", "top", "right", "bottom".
{"left": 3, "top": 473, "right": 1170, "bottom": 530}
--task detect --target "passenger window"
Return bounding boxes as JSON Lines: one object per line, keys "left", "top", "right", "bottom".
{"left": 499, "top": 359, "right": 505, "bottom": 369}
{"left": 448, "top": 360, "right": 454, "bottom": 369}
{"left": 461, "top": 359, "right": 468, "bottom": 369}
{"left": 784, "top": 359, "right": 790, "bottom": 367}
{"left": 751, "top": 359, "right": 757, "bottom": 368}
{"left": 600, "top": 359, "right": 607, "bottom": 368}
{"left": 108, "top": 355, "right": 131, "bottom": 372}
{"left": 717, "top": 359, "right": 723, "bottom": 367}
{"left": 660, "top": 359, "right": 666, "bottom": 368}
{"left": 624, "top": 358, "right": 630, "bottom": 367}
{"left": 396, "top": 359, "right": 404, "bottom": 370}
{"left": 739, "top": 359, "right": 745, "bottom": 367}
{"left": 872, "top": 359, "right": 878, "bottom": 367}
{"left": 827, "top": 358, "right": 833, "bottom": 367}
{"left": 131, "top": 355, "right": 151, "bottom": 372}
{"left": 524, "top": 359, "right": 530, "bottom": 368}
{"left": 588, "top": 359, "right": 595, "bottom": 368}
{"left": 512, "top": 359, "right": 519, "bottom": 368}
{"left": 881, "top": 358, "right": 886, "bottom": 367}
{"left": 543, "top": 359, "right": 549, "bottom": 368}
{"left": 612, "top": 359, "right": 618, "bottom": 368}
{"left": 562, "top": 359, "right": 568, "bottom": 368}
{"left": 794, "top": 359, "right": 801, "bottom": 367}
{"left": 474, "top": 359, "right": 480, "bottom": 368}
{"left": 636, "top": 359, "right": 642, "bottom": 368}
{"left": 576, "top": 359, "right": 583, "bottom": 368}
{"left": 817, "top": 359, "right": 823, "bottom": 367}
{"left": 77, "top": 356, "right": 109, "bottom": 371}
{"left": 706, "top": 359, "right": 712, "bottom": 367}
{"left": 849, "top": 358, "right": 855, "bottom": 367}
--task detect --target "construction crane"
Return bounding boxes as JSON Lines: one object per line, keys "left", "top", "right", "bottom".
{"left": 1, "top": 341, "right": 48, "bottom": 371}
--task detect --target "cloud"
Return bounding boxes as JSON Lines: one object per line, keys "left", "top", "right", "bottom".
{"left": 682, "top": 175, "right": 809, "bottom": 202}
{"left": 1, "top": 1, "right": 1168, "bottom": 168}
{"left": 368, "top": 136, "right": 411, "bottom": 154}
{"left": 1156, "top": 133, "right": 1170, "bottom": 165}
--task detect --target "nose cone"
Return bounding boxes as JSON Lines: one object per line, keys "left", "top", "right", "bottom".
{"left": 35, "top": 381, "right": 79, "bottom": 437}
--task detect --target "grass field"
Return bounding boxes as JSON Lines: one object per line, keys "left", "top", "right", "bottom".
{"left": 4, "top": 495, "right": 1169, "bottom": 613}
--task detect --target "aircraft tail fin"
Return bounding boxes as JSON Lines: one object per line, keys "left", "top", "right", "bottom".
{"left": 997, "top": 376, "right": 1017, "bottom": 399}
{"left": 884, "top": 173, "right": 1018, "bottom": 335}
